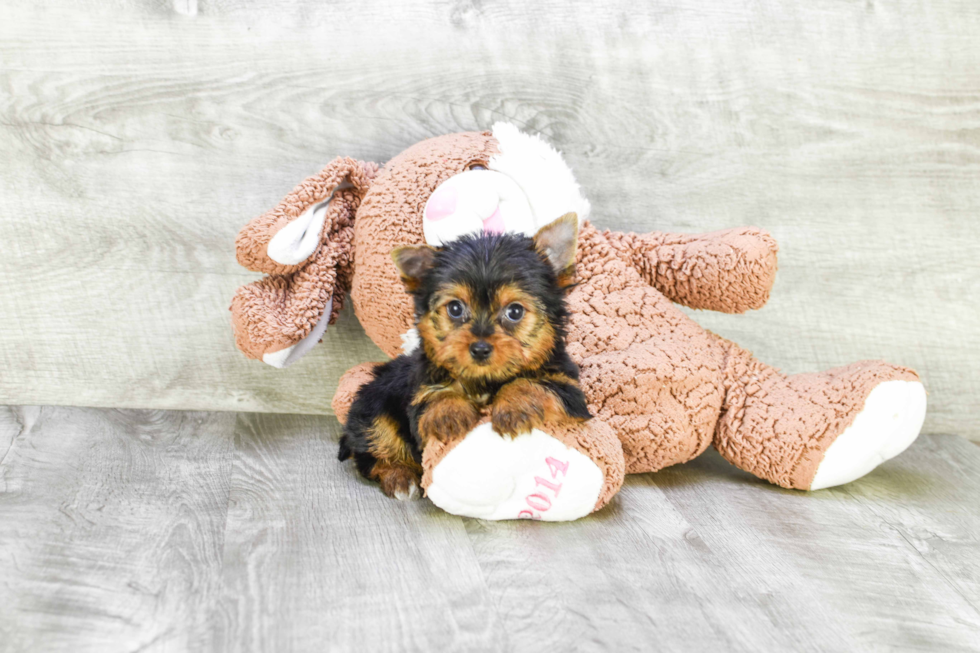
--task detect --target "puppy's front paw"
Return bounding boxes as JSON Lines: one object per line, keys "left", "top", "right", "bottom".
{"left": 491, "top": 401, "right": 544, "bottom": 439}
{"left": 419, "top": 398, "right": 480, "bottom": 443}
{"left": 491, "top": 380, "right": 562, "bottom": 438}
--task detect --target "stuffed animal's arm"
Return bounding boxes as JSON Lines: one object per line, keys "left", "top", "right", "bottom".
{"left": 604, "top": 226, "right": 779, "bottom": 313}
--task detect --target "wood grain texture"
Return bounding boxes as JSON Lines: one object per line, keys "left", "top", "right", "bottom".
{"left": 1, "top": 406, "right": 978, "bottom": 651}
{"left": 208, "top": 412, "right": 504, "bottom": 652}
{"left": 0, "top": 1, "right": 977, "bottom": 438}
{"left": 0, "top": 406, "right": 238, "bottom": 652}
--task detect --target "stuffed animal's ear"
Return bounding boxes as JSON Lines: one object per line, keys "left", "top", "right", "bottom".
{"left": 231, "top": 156, "right": 379, "bottom": 366}
{"left": 533, "top": 212, "right": 579, "bottom": 284}
{"left": 391, "top": 245, "right": 438, "bottom": 292}
{"left": 235, "top": 157, "right": 378, "bottom": 275}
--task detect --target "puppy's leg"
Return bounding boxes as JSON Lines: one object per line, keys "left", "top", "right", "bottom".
{"left": 364, "top": 414, "right": 423, "bottom": 500}
{"left": 415, "top": 391, "right": 481, "bottom": 444}
{"left": 339, "top": 356, "right": 424, "bottom": 500}
{"left": 491, "top": 375, "right": 590, "bottom": 438}
{"left": 370, "top": 462, "right": 422, "bottom": 501}
{"left": 342, "top": 412, "right": 422, "bottom": 501}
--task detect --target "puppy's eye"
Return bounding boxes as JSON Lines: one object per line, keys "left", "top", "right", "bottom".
{"left": 504, "top": 303, "right": 525, "bottom": 322}
{"left": 467, "top": 162, "right": 487, "bottom": 171}
{"left": 447, "top": 300, "right": 465, "bottom": 319}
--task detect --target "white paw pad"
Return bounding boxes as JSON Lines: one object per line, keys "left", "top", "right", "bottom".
{"left": 425, "top": 423, "right": 604, "bottom": 521}
{"left": 810, "top": 380, "right": 927, "bottom": 490}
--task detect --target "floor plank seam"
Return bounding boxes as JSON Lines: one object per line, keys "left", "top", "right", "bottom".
{"left": 458, "top": 518, "right": 515, "bottom": 652}
{"left": 0, "top": 406, "right": 38, "bottom": 469}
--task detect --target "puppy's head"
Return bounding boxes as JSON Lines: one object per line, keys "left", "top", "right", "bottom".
{"left": 392, "top": 213, "right": 579, "bottom": 383}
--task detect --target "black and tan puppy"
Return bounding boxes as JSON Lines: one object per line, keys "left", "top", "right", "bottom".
{"left": 338, "top": 213, "right": 590, "bottom": 499}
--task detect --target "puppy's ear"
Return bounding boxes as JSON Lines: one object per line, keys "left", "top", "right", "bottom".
{"left": 392, "top": 245, "right": 438, "bottom": 292}
{"left": 533, "top": 213, "right": 579, "bottom": 285}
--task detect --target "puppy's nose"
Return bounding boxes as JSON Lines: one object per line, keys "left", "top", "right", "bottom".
{"left": 469, "top": 341, "right": 493, "bottom": 362}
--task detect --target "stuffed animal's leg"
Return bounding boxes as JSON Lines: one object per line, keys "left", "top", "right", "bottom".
{"left": 713, "top": 341, "right": 926, "bottom": 490}
{"left": 422, "top": 418, "right": 626, "bottom": 521}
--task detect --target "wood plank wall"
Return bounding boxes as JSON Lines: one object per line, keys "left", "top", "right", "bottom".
{"left": 1, "top": 1, "right": 977, "bottom": 438}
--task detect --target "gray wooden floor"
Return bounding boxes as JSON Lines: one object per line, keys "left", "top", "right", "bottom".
{"left": 1, "top": 406, "right": 978, "bottom": 652}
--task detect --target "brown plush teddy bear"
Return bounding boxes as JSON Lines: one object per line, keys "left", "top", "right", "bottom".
{"left": 231, "top": 124, "right": 927, "bottom": 521}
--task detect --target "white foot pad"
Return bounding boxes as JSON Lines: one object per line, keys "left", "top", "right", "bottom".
{"left": 810, "top": 380, "right": 927, "bottom": 490}
{"left": 425, "top": 423, "right": 604, "bottom": 521}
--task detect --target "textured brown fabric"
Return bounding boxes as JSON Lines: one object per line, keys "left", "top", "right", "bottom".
{"left": 606, "top": 227, "right": 780, "bottom": 313}
{"left": 236, "top": 158, "right": 377, "bottom": 275}
{"left": 712, "top": 340, "right": 920, "bottom": 489}
{"left": 545, "top": 419, "right": 626, "bottom": 511}
{"left": 234, "top": 129, "right": 923, "bottom": 514}
{"left": 351, "top": 131, "right": 499, "bottom": 357}
{"left": 568, "top": 224, "right": 730, "bottom": 474}
{"left": 568, "top": 224, "right": 919, "bottom": 487}
{"left": 331, "top": 362, "right": 380, "bottom": 425}
{"left": 231, "top": 158, "right": 377, "bottom": 358}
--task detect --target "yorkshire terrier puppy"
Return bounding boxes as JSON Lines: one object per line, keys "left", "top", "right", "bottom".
{"left": 338, "top": 213, "right": 591, "bottom": 500}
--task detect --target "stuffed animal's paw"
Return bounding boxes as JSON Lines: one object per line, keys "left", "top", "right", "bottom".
{"left": 810, "top": 380, "right": 927, "bottom": 490}
{"left": 424, "top": 423, "right": 605, "bottom": 521}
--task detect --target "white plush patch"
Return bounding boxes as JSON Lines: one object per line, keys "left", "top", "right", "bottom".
{"left": 489, "top": 122, "right": 590, "bottom": 226}
{"left": 261, "top": 298, "right": 333, "bottom": 368}
{"left": 420, "top": 123, "right": 590, "bottom": 247}
{"left": 400, "top": 328, "right": 420, "bottom": 355}
{"left": 267, "top": 200, "right": 330, "bottom": 266}
{"left": 267, "top": 179, "right": 354, "bottom": 265}
{"left": 425, "top": 423, "right": 604, "bottom": 521}
{"left": 810, "top": 380, "right": 927, "bottom": 490}
{"left": 422, "top": 169, "right": 536, "bottom": 245}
